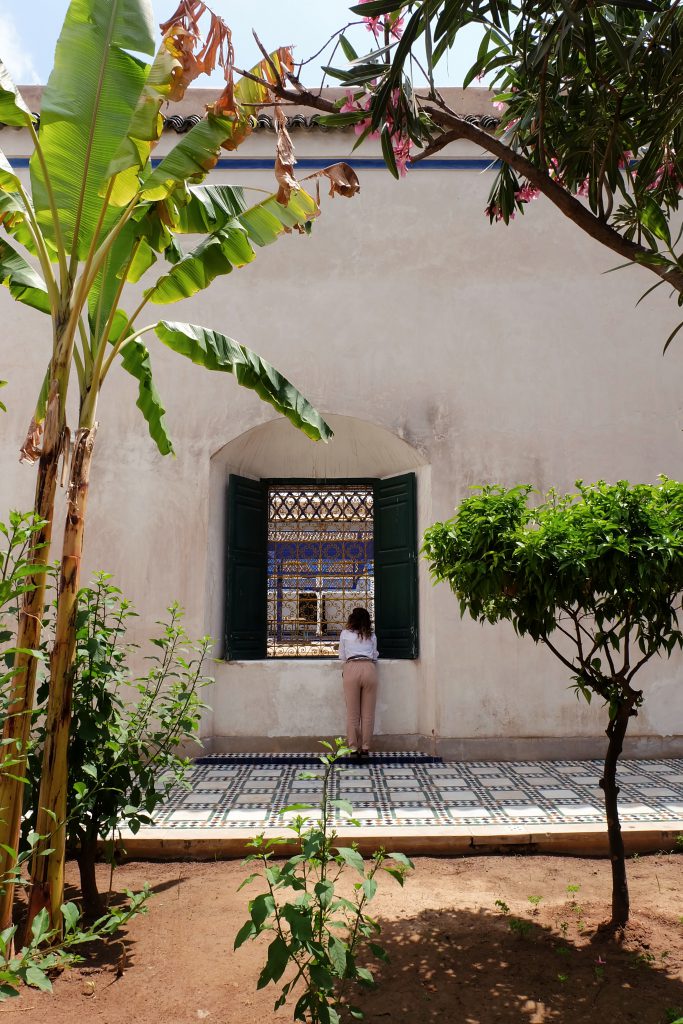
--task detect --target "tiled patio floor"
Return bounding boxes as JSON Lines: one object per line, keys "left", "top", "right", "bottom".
{"left": 148, "top": 753, "right": 683, "bottom": 831}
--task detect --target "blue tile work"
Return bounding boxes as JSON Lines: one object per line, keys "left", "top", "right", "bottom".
{"left": 148, "top": 754, "right": 683, "bottom": 830}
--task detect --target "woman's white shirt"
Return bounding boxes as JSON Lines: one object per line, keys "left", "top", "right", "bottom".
{"left": 338, "top": 630, "right": 378, "bottom": 663}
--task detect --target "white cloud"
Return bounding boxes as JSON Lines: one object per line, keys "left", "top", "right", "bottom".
{"left": 0, "top": 10, "right": 40, "bottom": 85}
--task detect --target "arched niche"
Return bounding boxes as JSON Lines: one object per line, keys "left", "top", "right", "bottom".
{"left": 210, "top": 413, "right": 428, "bottom": 480}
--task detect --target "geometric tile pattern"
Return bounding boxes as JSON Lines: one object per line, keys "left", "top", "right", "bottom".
{"left": 148, "top": 754, "right": 683, "bottom": 831}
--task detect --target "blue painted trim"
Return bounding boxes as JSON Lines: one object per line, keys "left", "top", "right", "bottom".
{"left": 8, "top": 155, "right": 500, "bottom": 172}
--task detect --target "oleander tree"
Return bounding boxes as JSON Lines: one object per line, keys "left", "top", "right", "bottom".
{"left": 243, "top": 0, "right": 683, "bottom": 342}
{"left": 0, "top": 0, "right": 358, "bottom": 935}
{"left": 423, "top": 478, "right": 683, "bottom": 930}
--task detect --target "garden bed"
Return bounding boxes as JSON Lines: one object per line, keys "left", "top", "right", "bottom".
{"left": 11, "top": 854, "right": 683, "bottom": 1023}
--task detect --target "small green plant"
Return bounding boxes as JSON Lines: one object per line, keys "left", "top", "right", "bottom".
{"left": 566, "top": 884, "right": 580, "bottom": 896}
{"left": 557, "top": 972, "right": 569, "bottom": 984}
{"left": 508, "top": 916, "right": 533, "bottom": 939}
{"left": 559, "top": 920, "right": 569, "bottom": 939}
{"left": 235, "top": 739, "right": 414, "bottom": 1023}
{"left": 630, "top": 951, "right": 657, "bottom": 969}
{"left": 527, "top": 895, "right": 543, "bottom": 913}
{"left": 494, "top": 899, "right": 510, "bottom": 915}
{"left": 27, "top": 575, "right": 211, "bottom": 917}
{"left": 664, "top": 1007, "right": 683, "bottom": 1024}
{"left": 0, "top": 879, "right": 150, "bottom": 1000}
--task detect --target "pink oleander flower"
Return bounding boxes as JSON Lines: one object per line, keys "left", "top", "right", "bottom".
{"left": 361, "top": 1, "right": 404, "bottom": 39}
{"left": 618, "top": 150, "right": 634, "bottom": 169}
{"left": 575, "top": 176, "right": 590, "bottom": 197}
{"left": 340, "top": 90, "right": 357, "bottom": 115}
{"left": 493, "top": 100, "right": 506, "bottom": 112}
{"left": 392, "top": 133, "right": 411, "bottom": 176}
{"left": 515, "top": 182, "right": 540, "bottom": 204}
{"left": 485, "top": 202, "right": 514, "bottom": 222}
{"left": 595, "top": 956, "right": 607, "bottom": 966}
{"left": 646, "top": 160, "right": 681, "bottom": 192}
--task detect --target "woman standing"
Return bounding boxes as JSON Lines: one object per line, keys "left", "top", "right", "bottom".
{"left": 339, "top": 607, "right": 379, "bottom": 758}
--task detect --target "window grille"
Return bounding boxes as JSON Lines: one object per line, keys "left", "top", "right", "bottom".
{"left": 267, "top": 485, "right": 374, "bottom": 657}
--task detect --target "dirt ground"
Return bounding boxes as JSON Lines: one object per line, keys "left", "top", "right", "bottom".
{"left": 9, "top": 853, "right": 683, "bottom": 1024}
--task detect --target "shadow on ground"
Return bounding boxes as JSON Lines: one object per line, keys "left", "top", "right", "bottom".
{"left": 360, "top": 905, "right": 683, "bottom": 1024}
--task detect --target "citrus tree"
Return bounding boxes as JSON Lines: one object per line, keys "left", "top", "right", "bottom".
{"left": 0, "top": 0, "right": 358, "bottom": 934}
{"left": 423, "top": 478, "right": 683, "bottom": 929}
{"left": 245, "top": 0, "right": 683, "bottom": 339}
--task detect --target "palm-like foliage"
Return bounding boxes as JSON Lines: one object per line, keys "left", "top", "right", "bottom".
{"left": 0, "top": 0, "right": 357, "bottom": 934}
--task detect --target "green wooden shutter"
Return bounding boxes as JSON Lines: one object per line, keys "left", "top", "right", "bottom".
{"left": 374, "top": 472, "right": 418, "bottom": 659}
{"left": 225, "top": 474, "right": 268, "bottom": 660}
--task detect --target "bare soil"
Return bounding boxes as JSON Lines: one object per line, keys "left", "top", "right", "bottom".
{"left": 10, "top": 854, "right": 683, "bottom": 1024}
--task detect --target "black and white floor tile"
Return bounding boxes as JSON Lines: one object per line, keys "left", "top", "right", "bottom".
{"left": 147, "top": 753, "right": 683, "bottom": 831}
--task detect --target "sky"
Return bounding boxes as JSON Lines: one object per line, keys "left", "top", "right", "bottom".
{"left": 0, "top": 0, "right": 482, "bottom": 87}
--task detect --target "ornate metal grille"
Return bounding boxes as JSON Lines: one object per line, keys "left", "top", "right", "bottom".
{"left": 267, "top": 485, "right": 374, "bottom": 657}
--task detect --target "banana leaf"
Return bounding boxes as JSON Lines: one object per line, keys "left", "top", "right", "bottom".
{"left": 119, "top": 336, "right": 173, "bottom": 455}
{"left": 155, "top": 321, "right": 332, "bottom": 442}
{"left": 0, "top": 239, "right": 50, "bottom": 314}
{"left": 0, "top": 60, "right": 32, "bottom": 127}
{"left": 30, "top": 0, "right": 156, "bottom": 257}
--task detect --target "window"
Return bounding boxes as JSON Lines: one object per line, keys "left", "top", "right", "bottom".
{"left": 225, "top": 474, "right": 418, "bottom": 661}
{"left": 267, "top": 484, "right": 375, "bottom": 657}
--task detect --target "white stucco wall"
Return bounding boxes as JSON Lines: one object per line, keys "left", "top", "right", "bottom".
{"left": 1, "top": 96, "right": 682, "bottom": 758}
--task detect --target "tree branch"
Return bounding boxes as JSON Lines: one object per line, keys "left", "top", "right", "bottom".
{"left": 412, "top": 105, "right": 683, "bottom": 296}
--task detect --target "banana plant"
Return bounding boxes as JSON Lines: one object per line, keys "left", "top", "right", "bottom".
{"left": 0, "top": 0, "right": 358, "bottom": 935}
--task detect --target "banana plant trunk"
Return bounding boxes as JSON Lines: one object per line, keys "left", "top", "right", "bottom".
{"left": 27, "top": 422, "right": 97, "bottom": 934}
{"left": 0, "top": 379, "right": 66, "bottom": 932}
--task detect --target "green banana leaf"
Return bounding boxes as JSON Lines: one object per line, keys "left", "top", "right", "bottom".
{"left": 119, "top": 336, "right": 173, "bottom": 456}
{"left": 0, "top": 152, "right": 20, "bottom": 193}
{"left": 0, "top": 60, "right": 32, "bottom": 127}
{"left": 0, "top": 239, "right": 50, "bottom": 313}
{"left": 155, "top": 321, "right": 332, "bottom": 442}
{"left": 144, "top": 187, "right": 318, "bottom": 305}
{"left": 30, "top": 0, "right": 156, "bottom": 258}
{"left": 145, "top": 223, "right": 255, "bottom": 305}
{"left": 106, "top": 41, "right": 179, "bottom": 207}
{"left": 139, "top": 114, "right": 240, "bottom": 202}
{"left": 170, "top": 184, "right": 319, "bottom": 242}
{"left": 0, "top": 193, "right": 39, "bottom": 253}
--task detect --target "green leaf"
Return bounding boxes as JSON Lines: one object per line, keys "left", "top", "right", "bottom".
{"left": 335, "top": 846, "right": 365, "bottom": 875}
{"left": 266, "top": 934, "right": 289, "bottom": 983}
{"left": 250, "top": 892, "right": 275, "bottom": 928}
{"left": 61, "top": 901, "right": 80, "bottom": 933}
{"left": 641, "top": 198, "right": 671, "bottom": 245}
{"left": 356, "top": 965, "right": 375, "bottom": 986}
{"left": 0, "top": 59, "right": 32, "bottom": 127}
{"left": 140, "top": 114, "right": 239, "bottom": 202}
{"left": 362, "top": 878, "right": 378, "bottom": 901}
{"left": 380, "top": 125, "right": 400, "bottom": 180}
{"left": 330, "top": 799, "right": 355, "bottom": 817}
{"left": 106, "top": 40, "right": 178, "bottom": 206}
{"left": 0, "top": 151, "right": 21, "bottom": 194}
{"left": 24, "top": 966, "right": 52, "bottom": 992}
{"left": 328, "top": 935, "right": 348, "bottom": 977}
{"left": 30, "top": 907, "right": 50, "bottom": 944}
{"left": 0, "top": 239, "right": 50, "bottom": 314}
{"left": 30, "top": 0, "right": 156, "bottom": 257}
{"left": 144, "top": 223, "right": 255, "bottom": 304}
{"left": 234, "top": 919, "right": 256, "bottom": 949}
{"left": 119, "top": 337, "right": 174, "bottom": 456}
{"left": 154, "top": 321, "right": 332, "bottom": 442}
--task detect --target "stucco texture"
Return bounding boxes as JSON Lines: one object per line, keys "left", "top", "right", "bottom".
{"left": 1, "top": 105, "right": 681, "bottom": 757}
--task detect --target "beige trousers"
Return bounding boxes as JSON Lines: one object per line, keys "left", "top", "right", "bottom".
{"left": 342, "top": 659, "right": 378, "bottom": 751}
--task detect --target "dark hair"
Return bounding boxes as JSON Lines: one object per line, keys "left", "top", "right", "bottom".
{"left": 346, "top": 607, "right": 372, "bottom": 640}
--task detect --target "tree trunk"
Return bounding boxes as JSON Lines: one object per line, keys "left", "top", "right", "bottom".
{"left": 0, "top": 380, "right": 65, "bottom": 932}
{"left": 599, "top": 703, "right": 632, "bottom": 929}
{"left": 75, "top": 836, "right": 104, "bottom": 921}
{"left": 26, "top": 424, "right": 97, "bottom": 935}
